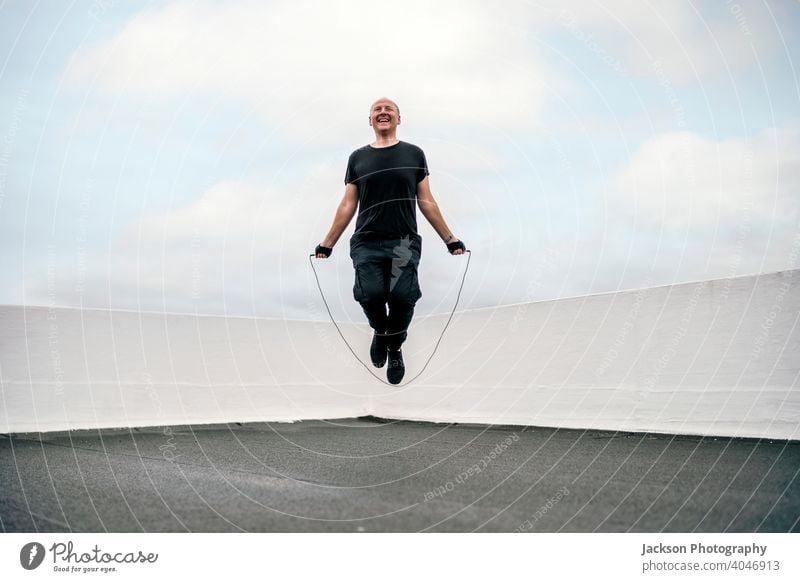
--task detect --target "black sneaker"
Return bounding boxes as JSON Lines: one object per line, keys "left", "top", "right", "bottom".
{"left": 387, "top": 350, "right": 405, "bottom": 384}
{"left": 370, "top": 332, "right": 388, "bottom": 368}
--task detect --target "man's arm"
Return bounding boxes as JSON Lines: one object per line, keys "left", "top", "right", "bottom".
{"left": 316, "top": 183, "right": 358, "bottom": 258}
{"left": 417, "top": 176, "right": 464, "bottom": 255}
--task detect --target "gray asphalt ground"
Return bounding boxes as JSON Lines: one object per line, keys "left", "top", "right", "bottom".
{"left": 2, "top": 418, "right": 798, "bottom": 532}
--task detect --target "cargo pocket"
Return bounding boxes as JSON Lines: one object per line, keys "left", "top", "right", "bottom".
{"left": 410, "top": 267, "right": 422, "bottom": 302}
{"left": 353, "top": 266, "right": 366, "bottom": 302}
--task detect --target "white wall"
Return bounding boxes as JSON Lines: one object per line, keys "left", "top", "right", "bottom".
{"left": 0, "top": 307, "right": 371, "bottom": 432}
{"left": 2, "top": 270, "right": 798, "bottom": 439}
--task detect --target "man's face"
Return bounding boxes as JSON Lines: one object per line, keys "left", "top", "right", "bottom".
{"left": 369, "top": 100, "right": 400, "bottom": 130}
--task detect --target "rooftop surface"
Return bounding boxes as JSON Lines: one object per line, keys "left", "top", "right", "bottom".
{"left": 2, "top": 418, "right": 798, "bottom": 532}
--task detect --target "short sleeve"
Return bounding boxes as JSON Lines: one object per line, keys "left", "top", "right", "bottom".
{"left": 417, "top": 149, "right": 429, "bottom": 183}
{"left": 344, "top": 152, "right": 357, "bottom": 185}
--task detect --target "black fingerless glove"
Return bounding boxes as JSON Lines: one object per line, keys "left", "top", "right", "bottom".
{"left": 446, "top": 240, "right": 466, "bottom": 254}
{"left": 315, "top": 244, "right": 332, "bottom": 257}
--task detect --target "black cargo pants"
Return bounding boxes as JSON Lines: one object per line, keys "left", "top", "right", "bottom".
{"left": 349, "top": 234, "right": 422, "bottom": 351}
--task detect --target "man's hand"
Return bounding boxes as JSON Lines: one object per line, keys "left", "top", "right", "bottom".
{"left": 446, "top": 240, "right": 466, "bottom": 255}
{"left": 315, "top": 244, "right": 333, "bottom": 258}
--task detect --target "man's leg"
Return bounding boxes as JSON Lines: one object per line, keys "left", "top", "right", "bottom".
{"left": 386, "top": 303, "right": 414, "bottom": 351}
{"left": 350, "top": 240, "right": 390, "bottom": 333}
{"left": 354, "top": 262, "right": 389, "bottom": 332}
{"left": 386, "top": 236, "right": 422, "bottom": 351}
{"left": 351, "top": 239, "right": 396, "bottom": 368}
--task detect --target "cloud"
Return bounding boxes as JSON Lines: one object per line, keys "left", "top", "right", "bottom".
{"left": 64, "top": 0, "right": 552, "bottom": 135}
{"left": 604, "top": 124, "right": 800, "bottom": 290}
{"left": 614, "top": 125, "right": 799, "bottom": 228}
{"left": 554, "top": 0, "right": 776, "bottom": 83}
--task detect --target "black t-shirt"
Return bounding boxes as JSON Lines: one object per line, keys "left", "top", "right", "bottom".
{"left": 345, "top": 141, "right": 429, "bottom": 240}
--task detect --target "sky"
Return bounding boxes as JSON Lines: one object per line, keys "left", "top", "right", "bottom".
{"left": 1, "top": 0, "right": 798, "bottom": 322}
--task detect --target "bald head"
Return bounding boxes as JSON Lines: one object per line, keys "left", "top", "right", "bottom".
{"left": 370, "top": 97, "right": 400, "bottom": 116}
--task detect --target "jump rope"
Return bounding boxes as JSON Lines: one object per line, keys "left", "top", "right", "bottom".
{"left": 308, "top": 249, "right": 472, "bottom": 386}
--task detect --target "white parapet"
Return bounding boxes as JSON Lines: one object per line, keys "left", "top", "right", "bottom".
{"left": 1, "top": 270, "right": 798, "bottom": 439}
{"left": 0, "top": 308, "right": 372, "bottom": 432}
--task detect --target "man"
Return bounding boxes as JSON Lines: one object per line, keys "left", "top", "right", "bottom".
{"left": 314, "top": 97, "right": 465, "bottom": 384}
